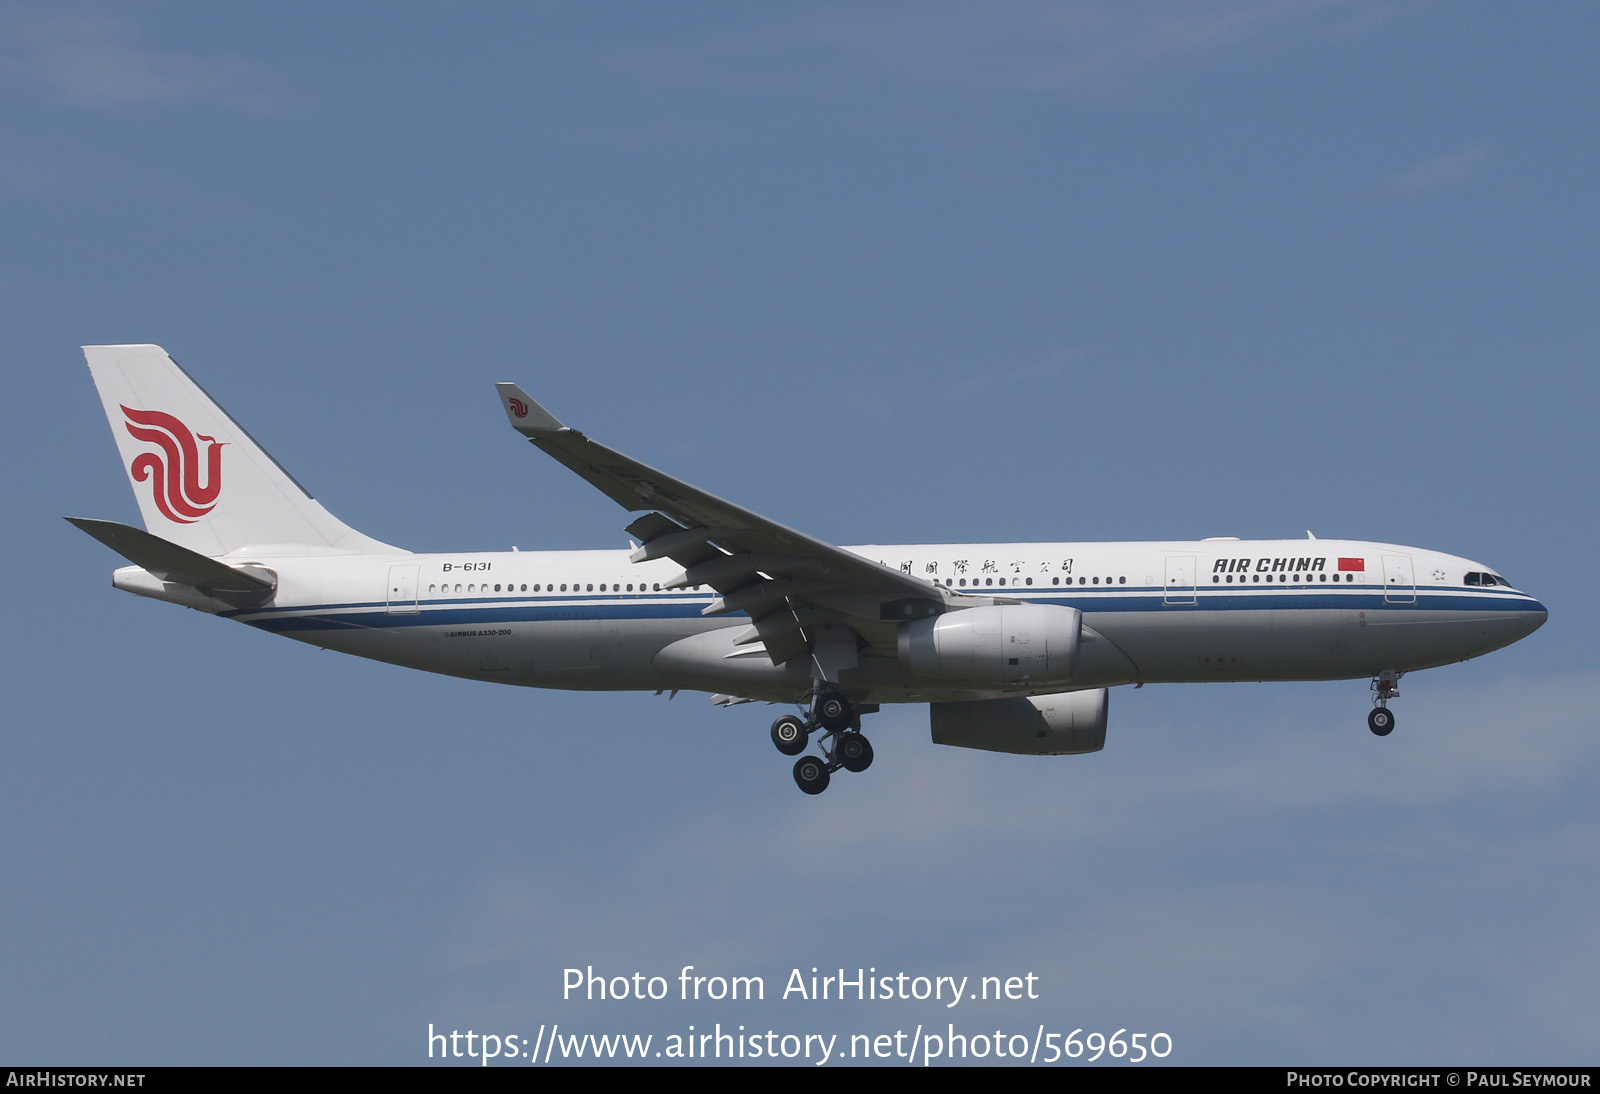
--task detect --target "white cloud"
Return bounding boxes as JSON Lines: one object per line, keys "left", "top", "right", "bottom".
{"left": 610, "top": 0, "right": 1382, "bottom": 96}
{"left": 435, "top": 667, "right": 1600, "bottom": 1060}
{"left": 0, "top": 9, "right": 277, "bottom": 112}
{"left": 1386, "top": 144, "right": 1493, "bottom": 192}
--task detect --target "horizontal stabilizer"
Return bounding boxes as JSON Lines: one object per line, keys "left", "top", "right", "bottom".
{"left": 67, "top": 517, "right": 276, "bottom": 606}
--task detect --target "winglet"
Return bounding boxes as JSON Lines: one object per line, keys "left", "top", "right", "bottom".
{"left": 495, "top": 383, "right": 567, "bottom": 435}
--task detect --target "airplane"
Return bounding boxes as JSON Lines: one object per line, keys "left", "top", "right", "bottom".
{"left": 71, "top": 344, "right": 1548, "bottom": 795}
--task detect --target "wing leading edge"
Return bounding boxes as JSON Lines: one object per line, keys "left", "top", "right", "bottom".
{"left": 494, "top": 383, "right": 959, "bottom": 673}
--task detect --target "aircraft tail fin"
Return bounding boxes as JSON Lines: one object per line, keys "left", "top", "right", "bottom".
{"left": 82, "top": 344, "right": 402, "bottom": 557}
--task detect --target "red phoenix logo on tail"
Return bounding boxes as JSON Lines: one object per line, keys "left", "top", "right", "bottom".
{"left": 507, "top": 396, "right": 529, "bottom": 419}
{"left": 121, "top": 405, "right": 225, "bottom": 523}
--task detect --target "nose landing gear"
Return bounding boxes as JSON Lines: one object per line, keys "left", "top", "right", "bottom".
{"left": 772, "top": 688, "right": 875, "bottom": 794}
{"left": 1368, "top": 670, "right": 1402, "bottom": 736}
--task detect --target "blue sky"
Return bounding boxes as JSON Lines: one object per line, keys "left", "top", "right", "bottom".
{"left": 3, "top": 2, "right": 1596, "bottom": 1065}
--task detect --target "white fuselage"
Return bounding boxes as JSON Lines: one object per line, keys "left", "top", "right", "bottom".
{"left": 146, "top": 537, "right": 1546, "bottom": 705}
{"left": 78, "top": 345, "right": 1550, "bottom": 787}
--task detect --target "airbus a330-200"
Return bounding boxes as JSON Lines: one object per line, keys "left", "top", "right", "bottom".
{"left": 71, "top": 345, "right": 1547, "bottom": 794}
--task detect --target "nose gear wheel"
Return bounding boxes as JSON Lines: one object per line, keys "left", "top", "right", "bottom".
{"left": 1367, "top": 670, "right": 1402, "bottom": 737}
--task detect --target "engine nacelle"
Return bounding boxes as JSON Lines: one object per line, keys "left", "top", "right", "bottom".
{"left": 929, "top": 690, "right": 1109, "bottom": 756}
{"left": 898, "top": 604, "right": 1082, "bottom": 687}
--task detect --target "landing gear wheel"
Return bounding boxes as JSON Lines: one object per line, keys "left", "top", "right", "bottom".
{"left": 1368, "top": 707, "right": 1395, "bottom": 736}
{"left": 793, "top": 755, "right": 831, "bottom": 795}
{"left": 770, "top": 714, "right": 809, "bottom": 756}
{"left": 814, "top": 691, "right": 853, "bottom": 733}
{"left": 837, "top": 732, "right": 874, "bottom": 773}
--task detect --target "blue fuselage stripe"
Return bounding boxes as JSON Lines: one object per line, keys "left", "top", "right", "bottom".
{"left": 236, "top": 586, "right": 1547, "bottom": 634}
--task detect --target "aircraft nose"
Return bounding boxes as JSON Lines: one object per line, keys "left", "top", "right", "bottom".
{"left": 1520, "top": 597, "right": 1549, "bottom": 636}
{"left": 1496, "top": 594, "right": 1548, "bottom": 644}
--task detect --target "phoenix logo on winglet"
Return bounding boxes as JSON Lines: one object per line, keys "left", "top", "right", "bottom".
{"left": 120, "top": 405, "right": 224, "bottom": 524}
{"left": 507, "top": 397, "right": 529, "bottom": 419}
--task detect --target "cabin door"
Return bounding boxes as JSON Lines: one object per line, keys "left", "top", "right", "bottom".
{"left": 1163, "top": 555, "right": 1197, "bottom": 606}
{"left": 386, "top": 564, "right": 420, "bottom": 615}
{"left": 1382, "top": 554, "right": 1415, "bottom": 605}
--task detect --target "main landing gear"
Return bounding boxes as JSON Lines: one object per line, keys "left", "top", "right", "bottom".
{"left": 1367, "top": 670, "right": 1402, "bottom": 737}
{"left": 772, "top": 688, "right": 875, "bottom": 795}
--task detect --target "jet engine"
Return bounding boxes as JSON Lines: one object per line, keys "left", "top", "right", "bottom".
{"left": 929, "top": 689, "right": 1109, "bottom": 755}
{"left": 897, "top": 603, "right": 1082, "bottom": 687}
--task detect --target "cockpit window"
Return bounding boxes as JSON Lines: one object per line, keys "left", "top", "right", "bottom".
{"left": 1466, "top": 571, "right": 1513, "bottom": 588}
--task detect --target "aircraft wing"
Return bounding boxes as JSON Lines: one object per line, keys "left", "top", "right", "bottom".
{"left": 495, "top": 383, "right": 953, "bottom": 668}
